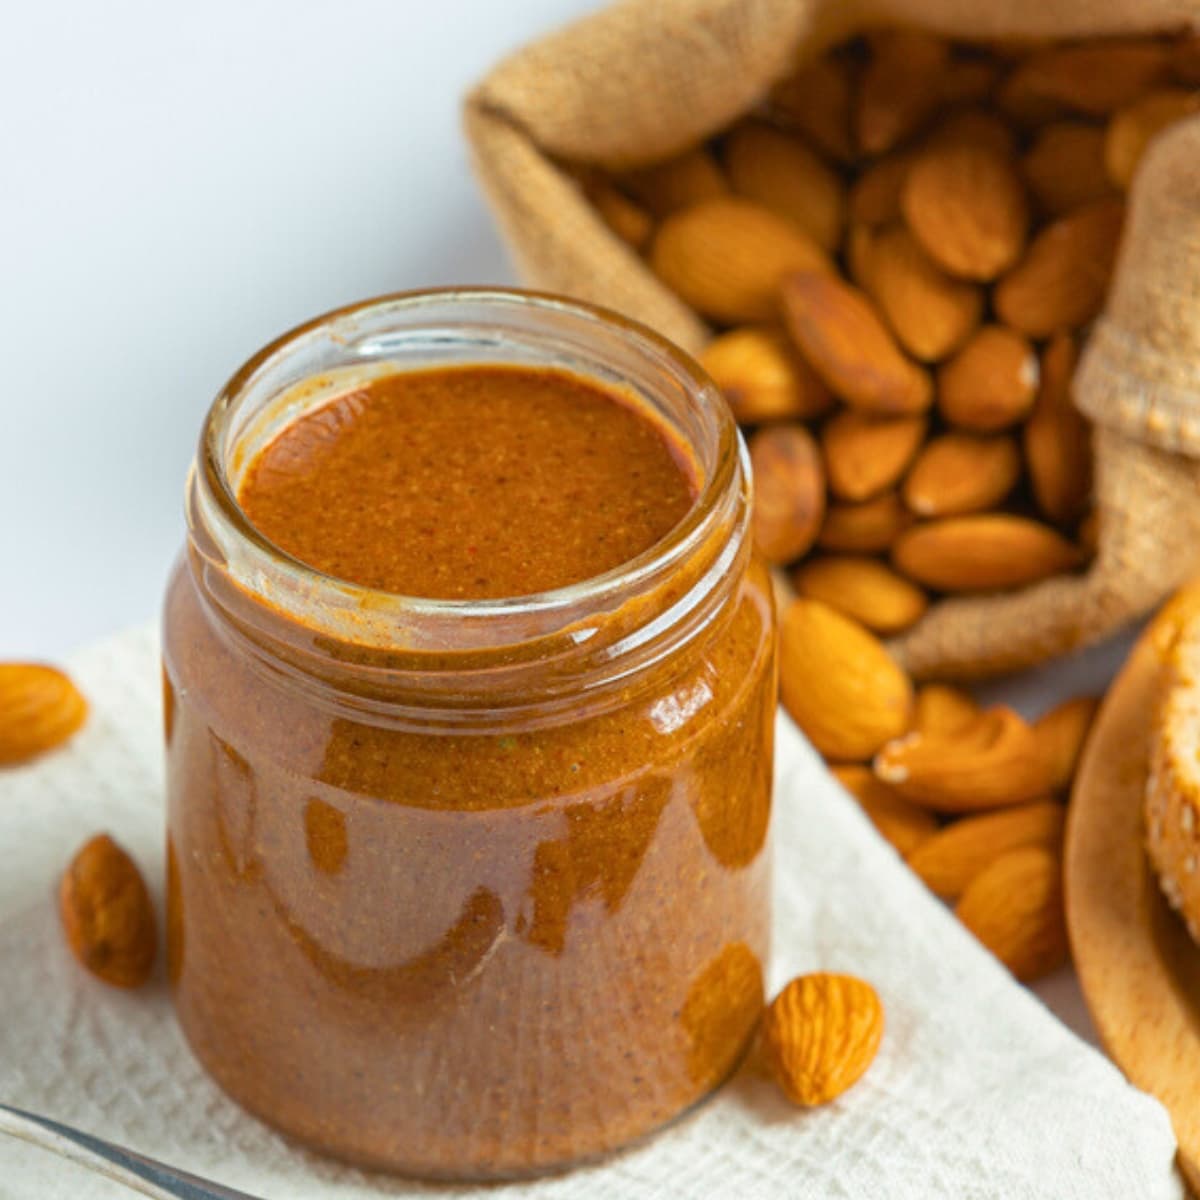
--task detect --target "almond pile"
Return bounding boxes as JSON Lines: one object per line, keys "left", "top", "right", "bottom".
{"left": 582, "top": 30, "right": 1200, "bottom": 617}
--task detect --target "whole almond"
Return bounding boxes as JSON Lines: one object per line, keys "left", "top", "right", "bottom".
{"left": 1000, "top": 40, "right": 1170, "bottom": 118}
{"left": 701, "top": 328, "right": 832, "bottom": 424}
{"left": 780, "top": 598, "right": 913, "bottom": 761}
{"left": 994, "top": 198, "right": 1125, "bottom": 338}
{"left": 849, "top": 154, "right": 913, "bottom": 227}
{"left": 780, "top": 272, "right": 932, "bottom": 415}
{"left": 856, "top": 225, "right": 983, "bottom": 362}
{"left": 831, "top": 764, "right": 938, "bottom": 855}
{"left": 856, "top": 30, "right": 949, "bottom": 155}
{"left": 939, "top": 58, "right": 1001, "bottom": 106}
{"left": 651, "top": 198, "right": 831, "bottom": 324}
{"left": 621, "top": 147, "right": 728, "bottom": 217}
{"left": 902, "top": 433, "right": 1022, "bottom": 517}
{"left": 874, "top": 705, "right": 1052, "bottom": 812}
{"left": 901, "top": 141, "right": 1029, "bottom": 281}
{"left": 1024, "top": 333, "right": 1092, "bottom": 524}
{"left": 955, "top": 845, "right": 1068, "bottom": 981}
{"left": 818, "top": 492, "right": 914, "bottom": 554}
{"left": 725, "top": 122, "right": 845, "bottom": 252}
{"left": 791, "top": 555, "right": 929, "bottom": 635}
{"left": 937, "top": 325, "right": 1039, "bottom": 433}
{"left": 0, "top": 663, "right": 88, "bottom": 766}
{"left": 748, "top": 424, "right": 826, "bottom": 564}
{"left": 760, "top": 973, "right": 885, "bottom": 1107}
{"left": 581, "top": 175, "right": 654, "bottom": 250}
{"left": 822, "top": 410, "right": 928, "bottom": 502}
{"left": 1105, "top": 89, "right": 1200, "bottom": 189}
{"left": 1021, "top": 122, "right": 1116, "bottom": 217}
{"left": 1170, "top": 35, "right": 1200, "bottom": 87}
{"left": 892, "top": 514, "right": 1084, "bottom": 593}
{"left": 927, "top": 109, "right": 1018, "bottom": 159}
{"left": 913, "top": 683, "right": 980, "bottom": 737}
{"left": 1033, "top": 695, "right": 1099, "bottom": 793}
{"left": 769, "top": 56, "right": 855, "bottom": 163}
{"left": 907, "top": 800, "right": 1065, "bottom": 900}
{"left": 59, "top": 833, "right": 157, "bottom": 988}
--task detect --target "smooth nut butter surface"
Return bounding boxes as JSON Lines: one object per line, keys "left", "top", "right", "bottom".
{"left": 163, "top": 358, "right": 775, "bottom": 1177}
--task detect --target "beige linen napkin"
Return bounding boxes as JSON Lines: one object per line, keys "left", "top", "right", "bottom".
{"left": 0, "top": 627, "right": 1184, "bottom": 1198}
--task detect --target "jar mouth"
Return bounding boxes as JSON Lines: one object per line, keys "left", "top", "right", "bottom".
{"left": 193, "top": 287, "right": 745, "bottom": 656}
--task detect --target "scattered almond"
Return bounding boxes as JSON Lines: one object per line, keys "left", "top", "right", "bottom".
{"left": 1033, "top": 695, "right": 1099, "bottom": 793}
{"left": 937, "top": 325, "right": 1039, "bottom": 433}
{"left": 791, "top": 556, "right": 929, "bottom": 635}
{"left": 1021, "top": 122, "right": 1116, "bottom": 217}
{"left": 822, "top": 410, "right": 928, "bottom": 502}
{"left": 0, "top": 663, "right": 88, "bottom": 766}
{"left": 1105, "top": 88, "right": 1200, "bottom": 189}
{"left": 748, "top": 424, "right": 826, "bottom": 563}
{"left": 760, "top": 973, "right": 885, "bottom": 1107}
{"left": 769, "top": 55, "right": 856, "bottom": 163}
{"left": 818, "top": 492, "right": 914, "bottom": 554}
{"left": 831, "top": 764, "right": 938, "bottom": 855}
{"left": 913, "top": 683, "right": 980, "bottom": 737}
{"left": 620, "top": 147, "right": 728, "bottom": 217}
{"left": 700, "top": 327, "right": 832, "bottom": 423}
{"left": 856, "top": 30, "right": 949, "bottom": 154}
{"left": 903, "top": 433, "right": 1021, "bottom": 518}
{"left": 1024, "top": 333, "right": 1092, "bottom": 524}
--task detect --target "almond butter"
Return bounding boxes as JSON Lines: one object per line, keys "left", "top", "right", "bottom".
{"left": 913, "top": 683, "right": 980, "bottom": 737}
{"left": 725, "top": 121, "right": 845, "bottom": 252}
{"left": 700, "top": 327, "right": 833, "bottom": 423}
{"left": 760, "top": 973, "right": 885, "bottom": 1107}
{"left": 822, "top": 410, "right": 928, "bottom": 503}
{"left": 1033, "top": 695, "right": 1099, "bottom": 793}
{"left": 59, "top": 833, "right": 157, "bottom": 988}
{"left": 874, "top": 705, "right": 1053, "bottom": 812}
{"left": 892, "top": 514, "right": 1084, "bottom": 593}
{"left": 620, "top": 146, "right": 728, "bottom": 217}
{"left": 651, "top": 198, "right": 831, "bottom": 324}
{"left": 582, "top": 177, "right": 654, "bottom": 250}
{"left": 955, "top": 845, "right": 1068, "bottom": 981}
{"left": 1024, "top": 333, "right": 1092, "bottom": 524}
{"left": 1021, "top": 122, "right": 1117, "bottom": 217}
{"left": 855, "top": 225, "right": 983, "bottom": 362}
{"left": 994, "top": 198, "right": 1125, "bottom": 337}
{"left": 856, "top": 30, "right": 949, "bottom": 155}
{"left": 901, "top": 141, "right": 1029, "bottom": 281}
{"left": 831, "top": 764, "right": 939, "bottom": 855}
{"left": 1105, "top": 88, "right": 1200, "bottom": 189}
{"left": 0, "top": 663, "right": 88, "bottom": 766}
{"left": 748, "top": 424, "right": 826, "bottom": 564}
{"left": 818, "top": 492, "right": 914, "bottom": 554}
{"left": 768, "top": 55, "right": 856, "bottom": 164}
{"left": 780, "top": 272, "right": 932, "bottom": 416}
{"left": 937, "top": 325, "right": 1039, "bottom": 433}
{"left": 791, "top": 555, "right": 929, "bottom": 635}
{"left": 780, "top": 598, "right": 913, "bottom": 761}
{"left": 907, "top": 800, "right": 1065, "bottom": 900}
{"left": 849, "top": 153, "right": 912, "bottom": 227}
{"left": 902, "top": 433, "right": 1022, "bottom": 517}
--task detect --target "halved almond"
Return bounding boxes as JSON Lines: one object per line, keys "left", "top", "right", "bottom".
{"left": 856, "top": 30, "right": 949, "bottom": 155}
{"left": 748, "top": 424, "right": 826, "bottom": 564}
{"left": 822, "top": 410, "right": 927, "bottom": 502}
{"left": 791, "top": 555, "right": 929, "bottom": 635}
{"left": 1021, "top": 122, "right": 1117, "bottom": 218}
{"left": 620, "top": 147, "right": 728, "bottom": 217}
{"left": 700, "top": 328, "right": 832, "bottom": 424}
{"left": 818, "top": 492, "right": 914, "bottom": 555}
{"left": 1024, "top": 333, "right": 1092, "bottom": 524}
{"left": 937, "top": 325, "right": 1039, "bottom": 433}
{"left": 902, "top": 433, "right": 1021, "bottom": 517}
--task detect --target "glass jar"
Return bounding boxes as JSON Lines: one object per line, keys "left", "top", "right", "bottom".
{"left": 162, "top": 289, "right": 776, "bottom": 1179}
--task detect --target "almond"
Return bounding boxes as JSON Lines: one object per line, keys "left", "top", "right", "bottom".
{"left": 1170, "top": 35, "right": 1200, "bottom": 87}
{"left": 620, "top": 146, "right": 728, "bottom": 217}
{"left": 831, "top": 764, "right": 938, "bottom": 855}
{"left": 1024, "top": 333, "right": 1092, "bottom": 524}
{"left": 849, "top": 153, "right": 913, "bottom": 227}
{"left": 780, "top": 272, "right": 932, "bottom": 416}
{"left": 1105, "top": 89, "right": 1200, "bottom": 189}
{"left": 59, "top": 833, "right": 157, "bottom": 988}
{"left": 901, "top": 141, "right": 1029, "bottom": 281}
{"left": 700, "top": 327, "right": 833, "bottom": 424}
{"left": 937, "top": 325, "right": 1039, "bottom": 433}
{"left": 902, "top": 433, "right": 1021, "bottom": 517}
{"left": 651, "top": 198, "right": 831, "bottom": 324}
{"left": 913, "top": 683, "right": 980, "bottom": 737}
{"left": 927, "top": 108, "right": 1018, "bottom": 159}
{"left": 791, "top": 556, "right": 928, "bottom": 635}
{"left": 780, "top": 598, "right": 913, "bottom": 761}
{"left": 955, "top": 845, "right": 1068, "bottom": 981}
{"left": 725, "top": 121, "right": 845, "bottom": 252}
{"left": 748, "top": 424, "right": 826, "bottom": 564}
{"left": 907, "top": 800, "right": 1065, "bottom": 900}
{"left": 939, "top": 58, "right": 1002, "bottom": 106}
{"left": 874, "top": 705, "right": 1053, "bottom": 812}
{"left": 0, "top": 663, "right": 88, "bottom": 766}
{"left": 892, "top": 514, "right": 1084, "bottom": 593}
{"left": 1021, "top": 122, "right": 1116, "bottom": 218}
{"left": 855, "top": 225, "right": 983, "bottom": 362}
{"left": 856, "top": 30, "right": 949, "bottom": 155}
{"left": 818, "top": 492, "right": 914, "bottom": 554}
{"left": 822, "top": 410, "right": 927, "bottom": 503}
{"left": 583, "top": 177, "right": 654, "bottom": 250}
{"left": 994, "top": 198, "right": 1125, "bottom": 338}
{"left": 768, "top": 55, "right": 856, "bottom": 163}
{"left": 760, "top": 973, "right": 885, "bottom": 1107}
{"left": 1033, "top": 695, "right": 1099, "bottom": 793}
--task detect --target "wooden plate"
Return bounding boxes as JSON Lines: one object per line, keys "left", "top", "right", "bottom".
{"left": 1066, "top": 593, "right": 1200, "bottom": 1193}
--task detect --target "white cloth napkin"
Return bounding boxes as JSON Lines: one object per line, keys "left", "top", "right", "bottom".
{"left": 0, "top": 627, "right": 1184, "bottom": 1199}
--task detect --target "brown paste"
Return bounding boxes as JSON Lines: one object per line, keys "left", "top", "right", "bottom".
{"left": 164, "top": 362, "right": 775, "bottom": 1177}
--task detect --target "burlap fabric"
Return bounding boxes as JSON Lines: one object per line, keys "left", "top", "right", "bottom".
{"left": 465, "top": 0, "right": 1200, "bottom": 679}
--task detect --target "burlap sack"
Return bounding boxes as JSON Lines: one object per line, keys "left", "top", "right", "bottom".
{"left": 465, "top": 0, "right": 1200, "bottom": 680}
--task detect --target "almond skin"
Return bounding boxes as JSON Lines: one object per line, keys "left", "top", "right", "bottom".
{"left": 1105, "top": 89, "right": 1200, "bottom": 189}
{"left": 780, "top": 272, "right": 932, "bottom": 416}
{"left": 955, "top": 845, "right": 1068, "bottom": 982}
{"left": 0, "top": 663, "right": 89, "bottom": 766}
{"left": 748, "top": 424, "right": 826, "bottom": 564}
{"left": 913, "top": 683, "right": 980, "bottom": 737}
{"left": 1021, "top": 122, "right": 1116, "bottom": 218}
{"left": 994, "top": 198, "right": 1126, "bottom": 338}
{"left": 760, "top": 973, "right": 885, "bottom": 1107}
{"left": 856, "top": 30, "right": 949, "bottom": 154}
{"left": 1024, "top": 333, "right": 1092, "bottom": 524}
{"left": 901, "top": 141, "right": 1029, "bottom": 282}
{"left": 937, "top": 325, "right": 1039, "bottom": 433}
{"left": 700, "top": 328, "right": 832, "bottom": 424}
{"left": 780, "top": 598, "right": 913, "bottom": 762}
{"left": 1033, "top": 695, "right": 1099, "bottom": 793}
{"left": 822, "top": 410, "right": 928, "bottom": 503}
{"left": 651, "top": 198, "right": 832, "bottom": 324}
{"left": 902, "top": 433, "right": 1022, "bottom": 517}
{"left": 818, "top": 492, "right": 914, "bottom": 555}
{"left": 620, "top": 146, "right": 728, "bottom": 217}
{"left": 892, "top": 514, "right": 1084, "bottom": 593}
{"left": 907, "top": 800, "right": 1065, "bottom": 900}
{"left": 831, "top": 764, "right": 938, "bottom": 855}
{"left": 769, "top": 56, "right": 855, "bottom": 164}
{"left": 791, "top": 555, "right": 929, "bottom": 635}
